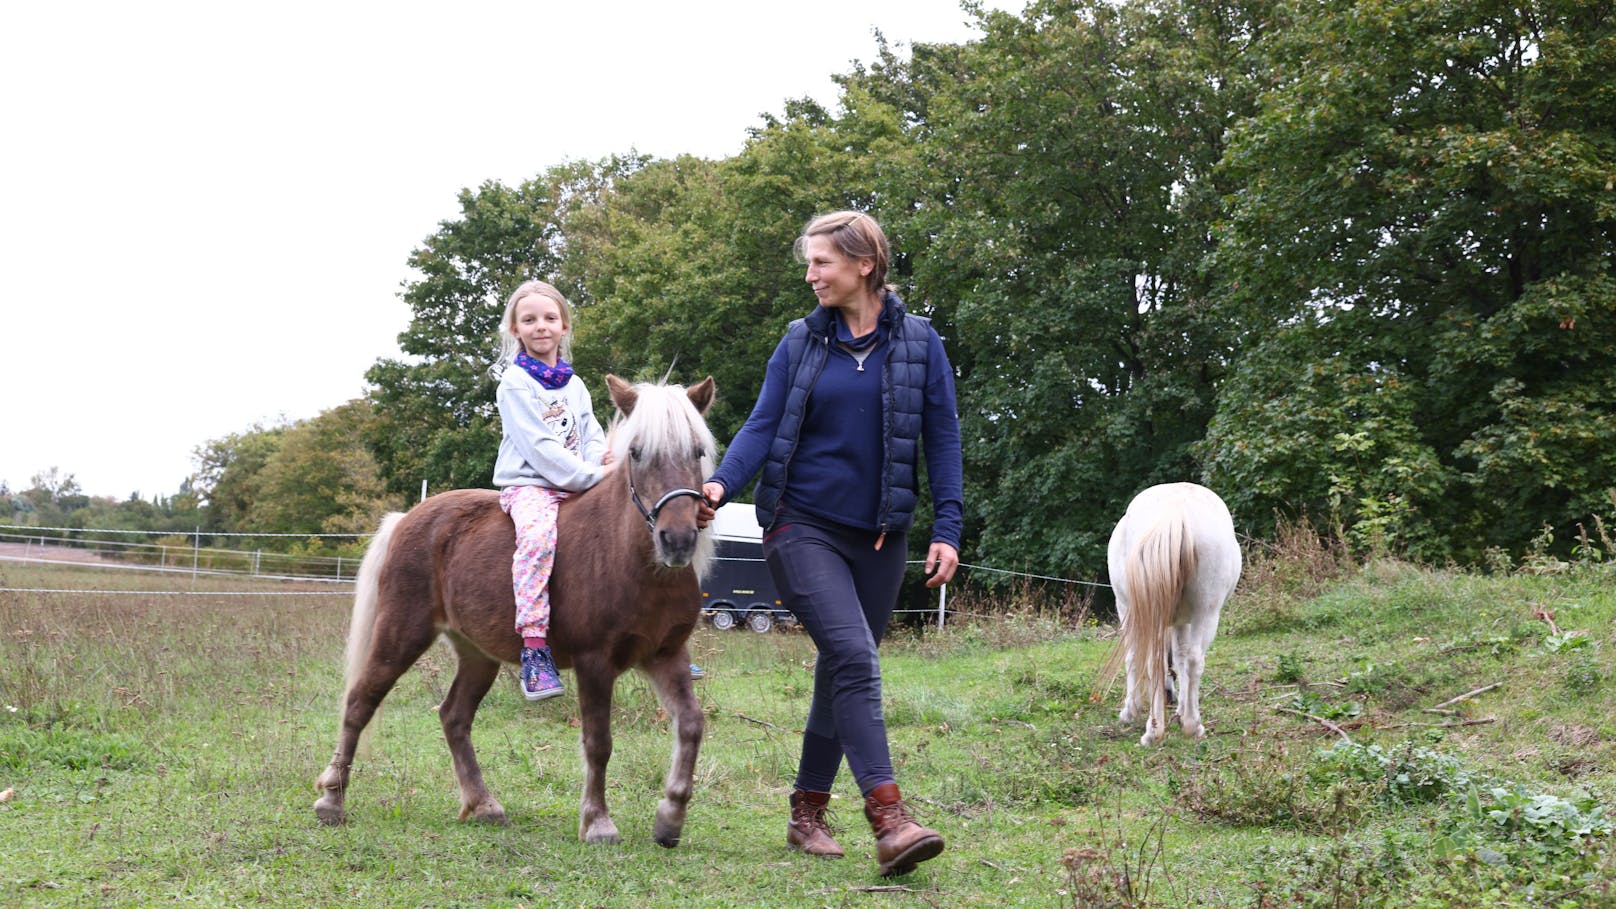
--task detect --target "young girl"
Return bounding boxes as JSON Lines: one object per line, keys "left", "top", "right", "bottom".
{"left": 492, "top": 280, "right": 612, "bottom": 700}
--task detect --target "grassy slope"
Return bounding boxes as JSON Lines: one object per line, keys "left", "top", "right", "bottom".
{"left": 1, "top": 557, "right": 1612, "bottom": 907}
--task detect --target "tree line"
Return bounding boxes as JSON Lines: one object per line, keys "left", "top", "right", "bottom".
{"left": 12, "top": 0, "right": 1613, "bottom": 575}
{"left": 1, "top": 402, "right": 394, "bottom": 560}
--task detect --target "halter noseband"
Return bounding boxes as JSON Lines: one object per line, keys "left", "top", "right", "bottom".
{"left": 627, "top": 455, "right": 706, "bottom": 532}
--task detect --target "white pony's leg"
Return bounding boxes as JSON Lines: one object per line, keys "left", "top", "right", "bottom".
{"left": 1173, "top": 623, "right": 1206, "bottom": 739}
{"left": 1115, "top": 594, "right": 1142, "bottom": 724}
{"left": 1119, "top": 647, "right": 1141, "bottom": 723}
{"left": 1166, "top": 635, "right": 1179, "bottom": 715}
{"left": 1189, "top": 603, "right": 1226, "bottom": 738}
{"left": 1140, "top": 674, "right": 1168, "bottom": 746}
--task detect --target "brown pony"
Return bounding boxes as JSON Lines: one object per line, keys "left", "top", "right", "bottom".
{"left": 314, "top": 375, "right": 717, "bottom": 847}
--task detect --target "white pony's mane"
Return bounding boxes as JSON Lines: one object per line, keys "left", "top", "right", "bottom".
{"left": 607, "top": 381, "right": 717, "bottom": 580}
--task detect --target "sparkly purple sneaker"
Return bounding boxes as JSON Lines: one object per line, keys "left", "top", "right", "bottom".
{"left": 520, "top": 646, "right": 564, "bottom": 701}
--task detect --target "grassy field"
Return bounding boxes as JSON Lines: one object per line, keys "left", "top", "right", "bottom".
{"left": 2, "top": 545, "right": 1613, "bottom": 908}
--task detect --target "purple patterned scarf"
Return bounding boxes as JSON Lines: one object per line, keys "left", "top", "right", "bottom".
{"left": 514, "top": 351, "right": 574, "bottom": 389}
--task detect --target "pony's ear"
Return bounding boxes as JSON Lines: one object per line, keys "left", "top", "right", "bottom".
{"left": 606, "top": 374, "right": 638, "bottom": 416}
{"left": 686, "top": 376, "right": 716, "bottom": 415}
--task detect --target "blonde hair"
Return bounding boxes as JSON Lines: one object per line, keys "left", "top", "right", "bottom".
{"left": 794, "top": 210, "right": 892, "bottom": 295}
{"left": 495, "top": 280, "right": 575, "bottom": 368}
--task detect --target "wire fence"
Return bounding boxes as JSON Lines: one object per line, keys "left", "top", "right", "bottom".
{"left": 0, "top": 525, "right": 363, "bottom": 582}
{"left": 1, "top": 523, "right": 1113, "bottom": 627}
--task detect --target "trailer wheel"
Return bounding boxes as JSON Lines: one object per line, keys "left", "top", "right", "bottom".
{"left": 710, "top": 609, "right": 737, "bottom": 631}
{"left": 746, "top": 611, "right": 773, "bottom": 634}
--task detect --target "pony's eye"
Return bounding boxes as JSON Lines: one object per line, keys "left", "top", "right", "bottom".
{"left": 630, "top": 446, "right": 643, "bottom": 462}
{"left": 693, "top": 447, "right": 704, "bottom": 461}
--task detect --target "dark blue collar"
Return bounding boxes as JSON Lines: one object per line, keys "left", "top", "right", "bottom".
{"left": 806, "top": 291, "right": 906, "bottom": 341}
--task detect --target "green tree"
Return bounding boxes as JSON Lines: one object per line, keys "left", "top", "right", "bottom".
{"left": 864, "top": 0, "right": 1267, "bottom": 576}
{"left": 191, "top": 424, "right": 287, "bottom": 533}
{"left": 1204, "top": 0, "right": 1616, "bottom": 559}
{"left": 366, "top": 174, "right": 574, "bottom": 498}
{"left": 560, "top": 103, "right": 901, "bottom": 448}
{"left": 13, "top": 468, "right": 89, "bottom": 530}
{"left": 1200, "top": 316, "right": 1455, "bottom": 557}
{"left": 245, "top": 400, "right": 403, "bottom": 537}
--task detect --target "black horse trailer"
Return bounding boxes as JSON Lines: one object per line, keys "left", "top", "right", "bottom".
{"left": 702, "top": 504, "right": 796, "bottom": 633}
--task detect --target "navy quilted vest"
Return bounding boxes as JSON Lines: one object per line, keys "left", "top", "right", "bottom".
{"left": 754, "top": 292, "right": 931, "bottom": 533}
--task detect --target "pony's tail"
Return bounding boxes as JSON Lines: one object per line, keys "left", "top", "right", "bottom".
{"left": 342, "top": 512, "right": 405, "bottom": 697}
{"left": 1096, "top": 511, "right": 1197, "bottom": 697}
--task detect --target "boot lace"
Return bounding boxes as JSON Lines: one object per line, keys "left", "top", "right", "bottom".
{"left": 794, "top": 801, "right": 840, "bottom": 836}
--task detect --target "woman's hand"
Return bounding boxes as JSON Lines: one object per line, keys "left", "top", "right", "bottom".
{"left": 698, "top": 481, "right": 725, "bottom": 529}
{"left": 923, "top": 542, "right": 959, "bottom": 588}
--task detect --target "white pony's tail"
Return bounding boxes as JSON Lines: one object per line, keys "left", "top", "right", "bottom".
{"left": 342, "top": 512, "right": 405, "bottom": 697}
{"left": 1098, "top": 509, "right": 1197, "bottom": 696}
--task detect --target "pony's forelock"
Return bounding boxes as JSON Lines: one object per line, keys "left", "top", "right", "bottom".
{"left": 609, "top": 382, "right": 717, "bottom": 465}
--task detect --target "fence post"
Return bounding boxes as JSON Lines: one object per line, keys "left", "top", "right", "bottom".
{"left": 336, "top": 557, "right": 343, "bottom": 581}
{"left": 937, "top": 583, "right": 948, "bottom": 631}
{"left": 192, "top": 526, "right": 200, "bottom": 582}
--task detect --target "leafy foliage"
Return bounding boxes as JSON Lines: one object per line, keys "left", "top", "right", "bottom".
{"left": 866, "top": 0, "right": 1270, "bottom": 575}
{"left": 1205, "top": 0, "right": 1616, "bottom": 562}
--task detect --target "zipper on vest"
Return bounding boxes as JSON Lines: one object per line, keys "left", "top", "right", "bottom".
{"left": 771, "top": 333, "right": 830, "bottom": 530}
{"left": 876, "top": 318, "right": 899, "bottom": 533}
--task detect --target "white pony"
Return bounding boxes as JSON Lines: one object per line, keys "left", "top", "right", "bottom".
{"left": 1099, "top": 483, "right": 1241, "bottom": 746}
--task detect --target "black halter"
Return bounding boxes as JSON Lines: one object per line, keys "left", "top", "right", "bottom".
{"left": 626, "top": 452, "right": 706, "bottom": 532}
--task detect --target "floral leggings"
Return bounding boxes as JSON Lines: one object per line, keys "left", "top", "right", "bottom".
{"left": 499, "top": 485, "right": 570, "bottom": 639}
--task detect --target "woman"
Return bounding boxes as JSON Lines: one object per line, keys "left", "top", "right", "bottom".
{"left": 701, "top": 210, "right": 963, "bottom": 877}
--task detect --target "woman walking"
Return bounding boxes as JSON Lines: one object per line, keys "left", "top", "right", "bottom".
{"left": 701, "top": 211, "right": 963, "bottom": 876}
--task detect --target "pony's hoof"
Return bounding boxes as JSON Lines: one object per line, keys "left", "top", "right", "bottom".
{"left": 653, "top": 817, "right": 684, "bottom": 848}
{"left": 313, "top": 798, "right": 346, "bottom": 826}
{"left": 1118, "top": 707, "right": 1137, "bottom": 724}
{"left": 1185, "top": 723, "right": 1207, "bottom": 740}
{"left": 653, "top": 799, "right": 686, "bottom": 848}
{"left": 459, "top": 802, "right": 509, "bottom": 825}
{"left": 1139, "top": 729, "right": 1165, "bottom": 747}
{"left": 582, "top": 818, "right": 622, "bottom": 845}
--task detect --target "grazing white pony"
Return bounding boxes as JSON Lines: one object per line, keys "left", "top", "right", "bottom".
{"left": 1099, "top": 483, "right": 1241, "bottom": 746}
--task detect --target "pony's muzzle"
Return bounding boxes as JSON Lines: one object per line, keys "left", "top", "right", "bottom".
{"left": 655, "top": 524, "right": 700, "bottom": 567}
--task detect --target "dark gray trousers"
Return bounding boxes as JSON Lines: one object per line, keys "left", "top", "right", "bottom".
{"left": 763, "top": 510, "right": 908, "bottom": 795}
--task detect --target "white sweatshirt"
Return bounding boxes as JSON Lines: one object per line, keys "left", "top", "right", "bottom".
{"left": 492, "top": 364, "right": 607, "bottom": 491}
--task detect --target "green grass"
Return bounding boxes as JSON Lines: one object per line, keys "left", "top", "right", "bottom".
{"left": 2, "top": 556, "right": 1613, "bottom": 907}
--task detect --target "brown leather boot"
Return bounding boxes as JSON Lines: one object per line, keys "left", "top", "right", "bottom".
{"left": 863, "top": 782, "right": 944, "bottom": 876}
{"left": 787, "top": 790, "right": 845, "bottom": 858}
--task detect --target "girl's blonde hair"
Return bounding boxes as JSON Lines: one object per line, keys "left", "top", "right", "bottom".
{"left": 495, "top": 280, "right": 575, "bottom": 370}
{"left": 793, "top": 210, "right": 892, "bottom": 295}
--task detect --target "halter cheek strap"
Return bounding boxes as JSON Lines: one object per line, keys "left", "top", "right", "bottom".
{"left": 626, "top": 457, "right": 705, "bottom": 532}
{"left": 632, "top": 487, "right": 706, "bottom": 532}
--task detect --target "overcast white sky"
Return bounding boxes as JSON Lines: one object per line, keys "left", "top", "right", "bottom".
{"left": 1, "top": 0, "right": 1014, "bottom": 501}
